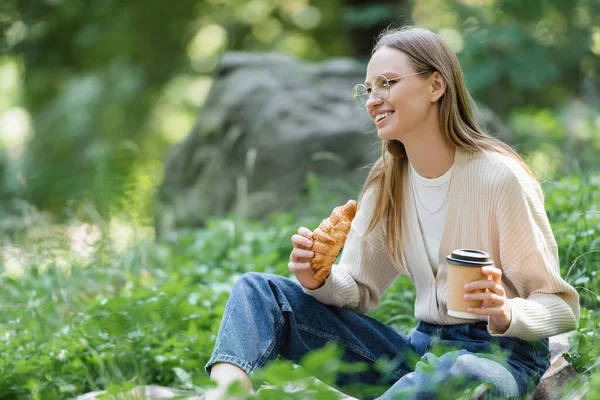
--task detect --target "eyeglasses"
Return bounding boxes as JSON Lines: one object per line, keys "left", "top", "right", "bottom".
{"left": 352, "top": 71, "right": 427, "bottom": 109}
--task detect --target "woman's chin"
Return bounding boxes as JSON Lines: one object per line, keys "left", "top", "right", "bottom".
{"left": 377, "top": 125, "right": 398, "bottom": 140}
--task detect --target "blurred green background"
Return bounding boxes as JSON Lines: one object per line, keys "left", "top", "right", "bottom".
{"left": 1, "top": 0, "right": 600, "bottom": 398}
{"left": 1, "top": 0, "right": 599, "bottom": 228}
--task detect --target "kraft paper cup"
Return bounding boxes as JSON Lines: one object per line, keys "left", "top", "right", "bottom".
{"left": 446, "top": 249, "right": 493, "bottom": 319}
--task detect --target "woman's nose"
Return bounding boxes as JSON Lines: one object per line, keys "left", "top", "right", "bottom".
{"left": 366, "top": 93, "right": 383, "bottom": 113}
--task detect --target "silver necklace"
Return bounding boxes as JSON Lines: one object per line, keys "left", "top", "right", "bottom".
{"left": 409, "top": 167, "right": 452, "bottom": 214}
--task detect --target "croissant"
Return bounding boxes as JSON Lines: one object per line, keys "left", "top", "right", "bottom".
{"left": 310, "top": 199, "right": 357, "bottom": 283}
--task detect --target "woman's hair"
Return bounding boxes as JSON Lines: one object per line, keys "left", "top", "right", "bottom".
{"left": 359, "top": 25, "right": 536, "bottom": 269}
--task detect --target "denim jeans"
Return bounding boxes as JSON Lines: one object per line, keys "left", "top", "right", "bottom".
{"left": 205, "top": 272, "right": 550, "bottom": 399}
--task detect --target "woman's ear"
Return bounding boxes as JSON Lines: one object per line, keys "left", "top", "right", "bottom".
{"left": 430, "top": 71, "right": 446, "bottom": 103}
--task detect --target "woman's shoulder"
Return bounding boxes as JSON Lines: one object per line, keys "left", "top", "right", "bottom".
{"left": 467, "top": 149, "right": 545, "bottom": 206}
{"left": 468, "top": 149, "right": 540, "bottom": 192}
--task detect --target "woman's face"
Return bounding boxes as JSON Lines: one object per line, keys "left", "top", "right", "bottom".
{"left": 365, "top": 46, "right": 435, "bottom": 142}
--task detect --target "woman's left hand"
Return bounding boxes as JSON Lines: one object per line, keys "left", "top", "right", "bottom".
{"left": 463, "top": 266, "right": 512, "bottom": 333}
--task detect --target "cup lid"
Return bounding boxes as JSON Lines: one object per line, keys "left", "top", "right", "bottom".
{"left": 446, "top": 249, "right": 493, "bottom": 267}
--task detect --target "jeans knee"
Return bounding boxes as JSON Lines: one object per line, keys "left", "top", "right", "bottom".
{"left": 446, "top": 351, "right": 520, "bottom": 397}
{"left": 234, "top": 272, "right": 267, "bottom": 291}
{"left": 234, "top": 272, "right": 287, "bottom": 295}
{"left": 239, "top": 271, "right": 265, "bottom": 282}
{"left": 447, "top": 351, "right": 477, "bottom": 373}
{"left": 233, "top": 272, "right": 301, "bottom": 309}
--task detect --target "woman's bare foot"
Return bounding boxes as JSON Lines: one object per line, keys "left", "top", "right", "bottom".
{"left": 206, "top": 363, "right": 254, "bottom": 400}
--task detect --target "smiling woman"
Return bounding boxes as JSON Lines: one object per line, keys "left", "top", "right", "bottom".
{"left": 202, "top": 25, "right": 580, "bottom": 400}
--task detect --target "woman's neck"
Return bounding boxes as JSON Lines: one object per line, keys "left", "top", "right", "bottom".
{"left": 403, "top": 126, "right": 456, "bottom": 179}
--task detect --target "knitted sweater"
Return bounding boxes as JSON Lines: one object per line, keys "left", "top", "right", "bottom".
{"left": 303, "top": 147, "right": 580, "bottom": 341}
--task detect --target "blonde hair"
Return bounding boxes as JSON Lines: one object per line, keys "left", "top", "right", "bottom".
{"left": 359, "top": 26, "right": 537, "bottom": 270}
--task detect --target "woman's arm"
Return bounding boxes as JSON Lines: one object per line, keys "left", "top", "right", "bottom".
{"left": 302, "top": 187, "right": 402, "bottom": 313}
{"left": 485, "top": 170, "right": 580, "bottom": 340}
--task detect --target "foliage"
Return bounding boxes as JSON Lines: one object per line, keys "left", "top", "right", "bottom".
{"left": 451, "top": 0, "right": 600, "bottom": 113}
{"left": 0, "top": 172, "right": 598, "bottom": 399}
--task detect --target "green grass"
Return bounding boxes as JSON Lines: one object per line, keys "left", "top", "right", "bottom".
{"left": 0, "top": 173, "right": 598, "bottom": 399}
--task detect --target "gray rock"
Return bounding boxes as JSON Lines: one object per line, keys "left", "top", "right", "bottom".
{"left": 533, "top": 359, "right": 588, "bottom": 400}
{"left": 155, "top": 51, "right": 515, "bottom": 237}
{"left": 155, "top": 51, "right": 377, "bottom": 237}
{"left": 532, "top": 332, "right": 588, "bottom": 400}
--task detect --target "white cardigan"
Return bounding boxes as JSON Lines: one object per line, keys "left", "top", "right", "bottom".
{"left": 303, "top": 147, "right": 580, "bottom": 341}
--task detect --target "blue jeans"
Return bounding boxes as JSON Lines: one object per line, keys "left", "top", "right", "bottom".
{"left": 205, "top": 273, "right": 550, "bottom": 399}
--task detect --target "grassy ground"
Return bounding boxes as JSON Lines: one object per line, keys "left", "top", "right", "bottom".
{"left": 0, "top": 173, "right": 599, "bottom": 399}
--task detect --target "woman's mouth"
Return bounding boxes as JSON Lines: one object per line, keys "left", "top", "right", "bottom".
{"left": 375, "top": 111, "right": 395, "bottom": 127}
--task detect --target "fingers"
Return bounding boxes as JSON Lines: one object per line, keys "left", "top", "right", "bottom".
{"left": 288, "top": 261, "right": 311, "bottom": 274}
{"left": 290, "top": 247, "right": 315, "bottom": 262}
{"left": 464, "top": 280, "right": 506, "bottom": 296}
{"left": 291, "top": 227, "right": 314, "bottom": 262}
{"left": 298, "top": 227, "right": 313, "bottom": 240}
{"left": 465, "top": 306, "right": 506, "bottom": 316}
{"left": 482, "top": 266, "right": 502, "bottom": 284}
{"left": 292, "top": 234, "right": 313, "bottom": 250}
{"left": 464, "top": 292, "right": 505, "bottom": 305}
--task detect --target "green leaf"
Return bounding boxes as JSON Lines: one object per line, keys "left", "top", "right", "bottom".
{"left": 173, "top": 367, "right": 191, "bottom": 383}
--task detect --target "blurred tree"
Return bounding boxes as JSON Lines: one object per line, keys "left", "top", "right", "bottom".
{"left": 343, "top": 0, "right": 413, "bottom": 62}
{"left": 4, "top": 0, "right": 350, "bottom": 221}
{"left": 8, "top": 0, "right": 200, "bottom": 219}
{"left": 417, "top": 0, "right": 600, "bottom": 115}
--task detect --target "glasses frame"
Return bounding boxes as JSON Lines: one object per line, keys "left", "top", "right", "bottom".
{"left": 352, "top": 71, "right": 427, "bottom": 109}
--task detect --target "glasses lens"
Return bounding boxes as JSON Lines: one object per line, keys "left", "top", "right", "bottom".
{"left": 353, "top": 76, "right": 391, "bottom": 109}
{"left": 372, "top": 75, "right": 390, "bottom": 101}
{"left": 352, "top": 84, "right": 368, "bottom": 109}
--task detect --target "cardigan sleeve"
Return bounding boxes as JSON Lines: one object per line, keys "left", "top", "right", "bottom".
{"left": 489, "top": 168, "right": 580, "bottom": 340}
{"left": 302, "top": 186, "right": 402, "bottom": 313}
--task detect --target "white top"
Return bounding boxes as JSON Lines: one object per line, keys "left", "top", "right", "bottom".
{"left": 303, "top": 147, "right": 580, "bottom": 341}
{"left": 409, "top": 162, "right": 453, "bottom": 275}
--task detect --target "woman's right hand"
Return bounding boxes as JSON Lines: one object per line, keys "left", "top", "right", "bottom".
{"left": 288, "top": 227, "right": 324, "bottom": 290}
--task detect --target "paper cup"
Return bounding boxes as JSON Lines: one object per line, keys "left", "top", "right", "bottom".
{"left": 446, "top": 249, "right": 493, "bottom": 319}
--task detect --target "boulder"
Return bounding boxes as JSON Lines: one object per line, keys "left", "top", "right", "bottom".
{"left": 155, "top": 51, "right": 377, "bottom": 238}
{"left": 532, "top": 332, "right": 589, "bottom": 400}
